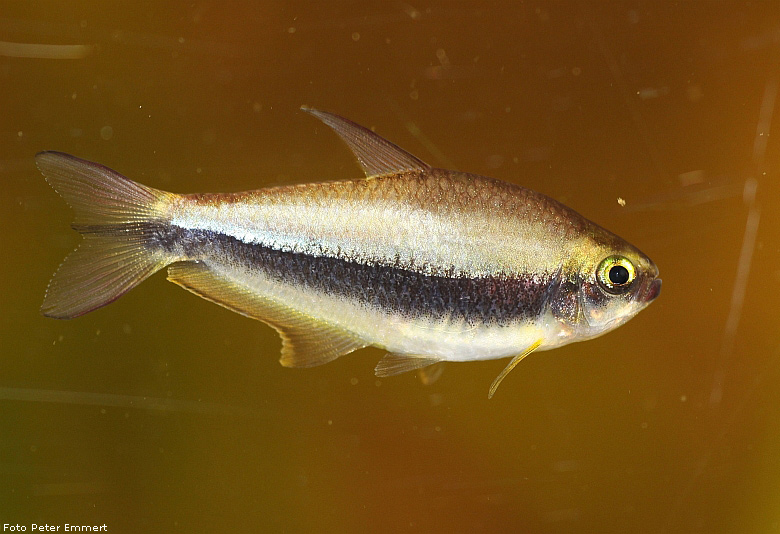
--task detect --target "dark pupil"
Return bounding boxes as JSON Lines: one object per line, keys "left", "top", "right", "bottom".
{"left": 609, "top": 265, "right": 630, "bottom": 285}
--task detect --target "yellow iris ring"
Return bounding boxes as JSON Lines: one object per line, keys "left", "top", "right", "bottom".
{"left": 597, "top": 255, "right": 636, "bottom": 293}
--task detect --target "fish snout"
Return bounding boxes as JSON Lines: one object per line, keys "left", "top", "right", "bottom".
{"left": 643, "top": 277, "right": 662, "bottom": 302}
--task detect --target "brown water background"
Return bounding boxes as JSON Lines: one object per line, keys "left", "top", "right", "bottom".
{"left": 2, "top": 3, "right": 780, "bottom": 532}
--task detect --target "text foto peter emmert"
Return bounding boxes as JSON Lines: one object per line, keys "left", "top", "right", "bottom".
{"left": 4, "top": 525, "right": 107, "bottom": 532}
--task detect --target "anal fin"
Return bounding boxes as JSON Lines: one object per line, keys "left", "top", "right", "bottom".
{"left": 167, "top": 261, "right": 367, "bottom": 368}
{"left": 374, "top": 353, "right": 442, "bottom": 377}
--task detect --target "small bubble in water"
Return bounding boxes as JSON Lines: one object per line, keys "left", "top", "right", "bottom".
{"left": 100, "top": 126, "right": 113, "bottom": 140}
{"left": 202, "top": 129, "right": 216, "bottom": 144}
{"left": 352, "top": 32, "right": 360, "bottom": 41}
{"left": 486, "top": 154, "right": 504, "bottom": 169}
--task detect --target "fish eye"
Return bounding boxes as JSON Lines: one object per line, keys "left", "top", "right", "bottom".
{"left": 609, "top": 265, "right": 630, "bottom": 285}
{"left": 597, "top": 256, "right": 636, "bottom": 294}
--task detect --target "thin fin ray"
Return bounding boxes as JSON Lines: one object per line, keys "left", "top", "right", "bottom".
{"left": 301, "top": 107, "right": 430, "bottom": 177}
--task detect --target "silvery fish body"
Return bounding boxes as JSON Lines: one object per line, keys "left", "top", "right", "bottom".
{"left": 38, "top": 108, "right": 661, "bottom": 396}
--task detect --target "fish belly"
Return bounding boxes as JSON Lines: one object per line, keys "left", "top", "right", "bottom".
{"left": 200, "top": 254, "right": 548, "bottom": 362}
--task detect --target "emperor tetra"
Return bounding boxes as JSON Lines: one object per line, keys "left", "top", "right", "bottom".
{"left": 38, "top": 108, "right": 661, "bottom": 397}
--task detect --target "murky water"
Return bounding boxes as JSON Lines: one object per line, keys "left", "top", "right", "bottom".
{"left": 2, "top": 3, "right": 780, "bottom": 532}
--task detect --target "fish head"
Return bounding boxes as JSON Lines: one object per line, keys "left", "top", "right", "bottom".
{"left": 547, "top": 230, "right": 661, "bottom": 343}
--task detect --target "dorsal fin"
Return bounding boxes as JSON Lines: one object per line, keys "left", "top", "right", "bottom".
{"left": 301, "top": 107, "right": 430, "bottom": 177}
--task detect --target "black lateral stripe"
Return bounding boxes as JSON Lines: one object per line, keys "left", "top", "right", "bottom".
{"left": 160, "top": 226, "right": 552, "bottom": 325}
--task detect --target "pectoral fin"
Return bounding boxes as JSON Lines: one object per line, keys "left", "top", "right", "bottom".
{"left": 417, "top": 362, "right": 445, "bottom": 385}
{"left": 488, "top": 339, "right": 543, "bottom": 399}
{"left": 375, "top": 353, "right": 442, "bottom": 377}
{"left": 167, "top": 261, "right": 367, "bottom": 368}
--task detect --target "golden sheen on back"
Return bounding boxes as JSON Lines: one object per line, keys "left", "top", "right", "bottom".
{"left": 38, "top": 107, "right": 661, "bottom": 397}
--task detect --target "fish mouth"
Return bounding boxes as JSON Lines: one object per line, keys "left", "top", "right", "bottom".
{"left": 642, "top": 278, "right": 662, "bottom": 302}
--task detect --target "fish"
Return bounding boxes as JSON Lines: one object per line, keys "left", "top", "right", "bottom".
{"left": 38, "top": 107, "right": 661, "bottom": 398}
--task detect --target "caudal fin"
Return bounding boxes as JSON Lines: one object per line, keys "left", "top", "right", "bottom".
{"left": 37, "top": 151, "right": 175, "bottom": 319}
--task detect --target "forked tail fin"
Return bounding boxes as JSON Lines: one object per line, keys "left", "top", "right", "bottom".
{"left": 36, "top": 151, "right": 176, "bottom": 319}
